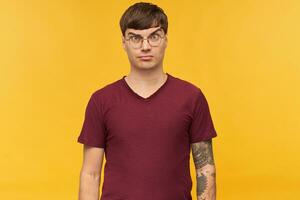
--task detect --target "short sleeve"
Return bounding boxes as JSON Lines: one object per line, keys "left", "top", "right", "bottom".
{"left": 77, "top": 93, "right": 106, "bottom": 148}
{"left": 189, "top": 89, "right": 217, "bottom": 143}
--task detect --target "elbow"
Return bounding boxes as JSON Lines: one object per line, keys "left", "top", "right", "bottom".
{"left": 80, "top": 169, "right": 101, "bottom": 180}
{"left": 197, "top": 163, "right": 216, "bottom": 173}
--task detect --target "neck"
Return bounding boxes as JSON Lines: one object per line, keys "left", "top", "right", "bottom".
{"left": 125, "top": 67, "right": 167, "bottom": 87}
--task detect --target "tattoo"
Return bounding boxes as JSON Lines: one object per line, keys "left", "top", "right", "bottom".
{"left": 197, "top": 172, "right": 207, "bottom": 197}
{"left": 191, "top": 139, "right": 215, "bottom": 169}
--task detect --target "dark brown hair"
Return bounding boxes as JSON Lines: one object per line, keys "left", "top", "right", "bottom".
{"left": 119, "top": 2, "right": 168, "bottom": 36}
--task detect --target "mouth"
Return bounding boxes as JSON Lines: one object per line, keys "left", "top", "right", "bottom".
{"left": 138, "top": 56, "right": 153, "bottom": 61}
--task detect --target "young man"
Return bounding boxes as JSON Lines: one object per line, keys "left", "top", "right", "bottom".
{"left": 77, "top": 2, "right": 217, "bottom": 200}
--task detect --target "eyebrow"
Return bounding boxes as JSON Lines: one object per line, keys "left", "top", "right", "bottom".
{"left": 127, "top": 28, "right": 163, "bottom": 36}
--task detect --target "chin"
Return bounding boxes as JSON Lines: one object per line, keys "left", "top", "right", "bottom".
{"left": 135, "top": 61, "right": 155, "bottom": 68}
{"left": 136, "top": 65, "right": 154, "bottom": 70}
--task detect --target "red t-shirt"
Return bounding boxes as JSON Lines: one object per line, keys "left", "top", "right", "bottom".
{"left": 77, "top": 72, "right": 217, "bottom": 200}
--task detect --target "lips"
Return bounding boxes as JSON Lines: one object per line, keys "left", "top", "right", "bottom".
{"left": 138, "top": 55, "right": 153, "bottom": 58}
{"left": 138, "top": 55, "right": 153, "bottom": 60}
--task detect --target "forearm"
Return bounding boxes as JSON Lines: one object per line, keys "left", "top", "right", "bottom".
{"left": 191, "top": 139, "right": 216, "bottom": 200}
{"left": 78, "top": 171, "right": 101, "bottom": 200}
{"left": 196, "top": 165, "right": 216, "bottom": 200}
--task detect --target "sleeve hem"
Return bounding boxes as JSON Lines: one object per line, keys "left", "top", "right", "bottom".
{"left": 190, "top": 132, "right": 217, "bottom": 143}
{"left": 77, "top": 137, "right": 105, "bottom": 148}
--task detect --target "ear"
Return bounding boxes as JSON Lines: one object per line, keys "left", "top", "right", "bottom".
{"left": 164, "top": 35, "right": 168, "bottom": 48}
{"left": 122, "top": 35, "right": 126, "bottom": 50}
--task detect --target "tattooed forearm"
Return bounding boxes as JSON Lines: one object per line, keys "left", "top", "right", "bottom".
{"left": 197, "top": 172, "right": 208, "bottom": 196}
{"left": 191, "top": 139, "right": 215, "bottom": 169}
{"left": 191, "top": 139, "right": 216, "bottom": 200}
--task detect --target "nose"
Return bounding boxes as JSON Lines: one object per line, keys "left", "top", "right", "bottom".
{"left": 141, "top": 38, "right": 151, "bottom": 50}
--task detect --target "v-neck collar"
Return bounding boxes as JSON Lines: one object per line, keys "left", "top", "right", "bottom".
{"left": 122, "top": 72, "right": 171, "bottom": 101}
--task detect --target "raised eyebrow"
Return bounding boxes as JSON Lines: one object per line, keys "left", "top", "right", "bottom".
{"left": 127, "top": 28, "right": 163, "bottom": 36}
{"left": 150, "top": 28, "right": 163, "bottom": 35}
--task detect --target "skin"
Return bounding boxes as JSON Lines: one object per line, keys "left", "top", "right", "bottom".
{"left": 78, "top": 145, "right": 105, "bottom": 200}
{"left": 121, "top": 26, "right": 169, "bottom": 98}
{"left": 191, "top": 139, "right": 216, "bottom": 200}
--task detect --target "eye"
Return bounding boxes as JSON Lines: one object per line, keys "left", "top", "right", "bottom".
{"left": 130, "top": 36, "right": 141, "bottom": 43}
{"left": 149, "top": 34, "right": 160, "bottom": 41}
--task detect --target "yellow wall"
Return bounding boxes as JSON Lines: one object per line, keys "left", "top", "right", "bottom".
{"left": 1, "top": 0, "right": 299, "bottom": 199}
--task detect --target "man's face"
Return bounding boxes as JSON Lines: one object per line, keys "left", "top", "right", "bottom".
{"left": 122, "top": 26, "right": 168, "bottom": 70}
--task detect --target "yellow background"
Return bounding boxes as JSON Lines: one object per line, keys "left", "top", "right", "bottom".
{"left": 1, "top": 0, "right": 299, "bottom": 199}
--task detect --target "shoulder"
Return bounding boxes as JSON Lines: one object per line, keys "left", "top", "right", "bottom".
{"left": 170, "top": 75, "right": 205, "bottom": 99}
{"left": 169, "top": 75, "right": 212, "bottom": 114}
{"left": 89, "top": 78, "right": 123, "bottom": 103}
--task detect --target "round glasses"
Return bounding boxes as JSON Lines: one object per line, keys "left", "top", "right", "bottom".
{"left": 124, "top": 30, "right": 165, "bottom": 49}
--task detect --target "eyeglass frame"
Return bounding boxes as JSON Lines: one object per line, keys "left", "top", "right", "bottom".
{"left": 123, "top": 27, "right": 166, "bottom": 49}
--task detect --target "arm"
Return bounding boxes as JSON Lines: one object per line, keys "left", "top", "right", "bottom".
{"left": 191, "top": 139, "right": 216, "bottom": 200}
{"left": 78, "top": 145, "right": 105, "bottom": 200}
